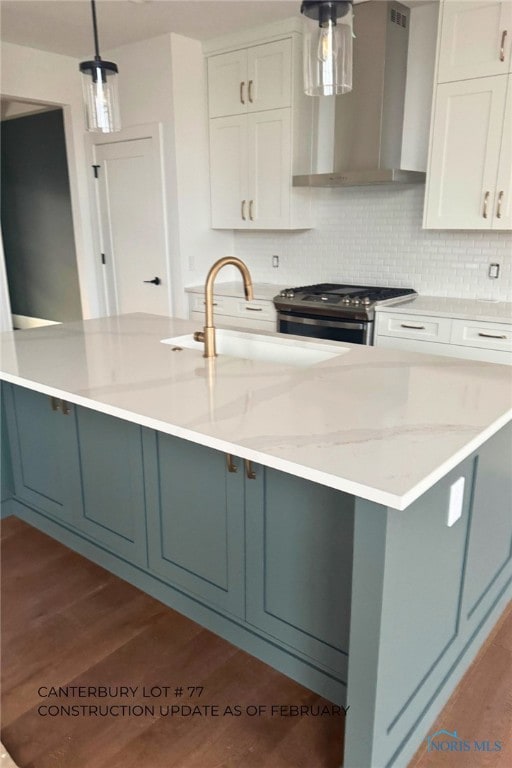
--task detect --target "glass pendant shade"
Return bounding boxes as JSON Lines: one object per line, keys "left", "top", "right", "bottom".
{"left": 80, "top": 60, "right": 121, "bottom": 133}
{"left": 302, "top": 2, "right": 353, "bottom": 96}
{"left": 79, "top": 1, "right": 121, "bottom": 133}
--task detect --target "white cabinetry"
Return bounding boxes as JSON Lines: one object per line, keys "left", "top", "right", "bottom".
{"left": 208, "top": 40, "right": 292, "bottom": 118}
{"left": 375, "top": 310, "right": 512, "bottom": 364}
{"left": 205, "top": 21, "right": 313, "bottom": 231}
{"left": 424, "top": 0, "right": 512, "bottom": 230}
{"left": 188, "top": 290, "right": 277, "bottom": 332}
{"left": 438, "top": 1, "right": 512, "bottom": 82}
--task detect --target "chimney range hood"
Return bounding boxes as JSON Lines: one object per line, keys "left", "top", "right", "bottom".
{"left": 294, "top": 0, "right": 438, "bottom": 188}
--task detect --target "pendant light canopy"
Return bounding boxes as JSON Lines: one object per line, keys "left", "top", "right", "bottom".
{"left": 301, "top": 1, "right": 353, "bottom": 96}
{"left": 79, "top": 0, "right": 121, "bottom": 133}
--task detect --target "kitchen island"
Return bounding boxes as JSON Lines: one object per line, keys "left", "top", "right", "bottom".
{"left": 1, "top": 313, "right": 511, "bottom": 768}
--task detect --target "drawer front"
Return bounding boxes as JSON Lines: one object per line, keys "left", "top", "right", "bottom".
{"left": 191, "top": 294, "right": 228, "bottom": 314}
{"left": 234, "top": 299, "right": 275, "bottom": 321}
{"left": 451, "top": 320, "right": 512, "bottom": 351}
{"left": 375, "top": 313, "right": 452, "bottom": 343}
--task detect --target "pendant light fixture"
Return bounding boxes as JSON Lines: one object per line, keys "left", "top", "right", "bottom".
{"left": 79, "top": 0, "right": 121, "bottom": 133}
{"left": 301, "top": 1, "right": 353, "bottom": 96}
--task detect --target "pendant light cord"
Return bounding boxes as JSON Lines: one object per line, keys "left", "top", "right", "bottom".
{"left": 91, "top": 0, "right": 101, "bottom": 61}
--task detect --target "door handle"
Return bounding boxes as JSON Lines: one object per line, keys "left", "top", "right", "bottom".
{"left": 244, "top": 459, "right": 256, "bottom": 480}
{"left": 500, "top": 30, "right": 507, "bottom": 62}
{"left": 226, "top": 454, "right": 238, "bottom": 473}
{"left": 144, "top": 277, "right": 161, "bottom": 285}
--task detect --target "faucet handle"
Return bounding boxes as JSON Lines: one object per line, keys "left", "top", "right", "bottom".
{"left": 193, "top": 331, "right": 205, "bottom": 342}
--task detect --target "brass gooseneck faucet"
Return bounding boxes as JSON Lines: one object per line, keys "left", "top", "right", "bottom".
{"left": 194, "top": 257, "right": 254, "bottom": 358}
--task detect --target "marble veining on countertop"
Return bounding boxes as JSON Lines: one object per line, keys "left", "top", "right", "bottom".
{"left": 376, "top": 295, "right": 512, "bottom": 323}
{"left": 1, "top": 314, "right": 511, "bottom": 511}
{"left": 185, "top": 282, "right": 285, "bottom": 302}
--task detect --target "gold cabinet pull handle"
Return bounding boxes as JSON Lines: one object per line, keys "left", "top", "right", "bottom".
{"left": 249, "top": 200, "right": 255, "bottom": 221}
{"left": 240, "top": 81, "right": 246, "bottom": 105}
{"left": 50, "top": 396, "right": 60, "bottom": 412}
{"left": 61, "top": 401, "right": 70, "bottom": 416}
{"left": 245, "top": 306, "right": 263, "bottom": 312}
{"left": 241, "top": 200, "right": 247, "bottom": 221}
{"left": 244, "top": 459, "right": 256, "bottom": 480}
{"left": 482, "top": 190, "right": 490, "bottom": 218}
{"left": 500, "top": 30, "right": 507, "bottom": 62}
{"left": 248, "top": 79, "right": 254, "bottom": 103}
{"left": 400, "top": 323, "right": 426, "bottom": 330}
{"left": 496, "top": 190, "right": 504, "bottom": 218}
{"left": 226, "top": 454, "right": 238, "bottom": 473}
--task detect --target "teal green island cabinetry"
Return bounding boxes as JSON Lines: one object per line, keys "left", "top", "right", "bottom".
{"left": 1, "top": 313, "right": 511, "bottom": 768}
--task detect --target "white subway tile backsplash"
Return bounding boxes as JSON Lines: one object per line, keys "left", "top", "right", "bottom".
{"left": 233, "top": 186, "right": 511, "bottom": 301}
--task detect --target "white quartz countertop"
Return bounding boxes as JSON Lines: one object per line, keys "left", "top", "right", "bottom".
{"left": 185, "top": 282, "right": 284, "bottom": 301}
{"left": 376, "top": 295, "right": 512, "bottom": 323}
{"left": 1, "top": 314, "right": 511, "bottom": 511}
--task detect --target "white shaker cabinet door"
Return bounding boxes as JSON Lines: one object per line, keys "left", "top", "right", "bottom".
{"left": 247, "top": 108, "right": 291, "bottom": 229}
{"left": 208, "top": 49, "right": 248, "bottom": 118}
{"left": 494, "top": 76, "right": 512, "bottom": 228}
{"left": 438, "top": 1, "right": 512, "bottom": 82}
{"left": 424, "top": 75, "right": 507, "bottom": 229}
{"left": 209, "top": 115, "right": 249, "bottom": 229}
{"left": 247, "top": 39, "right": 292, "bottom": 113}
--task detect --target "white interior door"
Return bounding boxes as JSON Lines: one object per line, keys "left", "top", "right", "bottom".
{"left": 94, "top": 135, "right": 170, "bottom": 316}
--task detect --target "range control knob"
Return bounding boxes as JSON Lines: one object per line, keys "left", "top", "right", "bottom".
{"left": 342, "top": 297, "right": 351, "bottom": 304}
{"left": 280, "top": 290, "right": 288, "bottom": 297}
{"left": 352, "top": 298, "right": 361, "bottom": 306}
{"left": 286, "top": 290, "right": 295, "bottom": 299}
{"left": 362, "top": 297, "right": 371, "bottom": 306}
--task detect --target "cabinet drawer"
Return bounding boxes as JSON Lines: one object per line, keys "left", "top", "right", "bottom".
{"left": 375, "top": 313, "right": 452, "bottom": 343}
{"left": 191, "top": 294, "right": 228, "bottom": 314}
{"left": 451, "top": 319, "right": 512, "bottom": 351}
{"left": 234, "top": 299, "right": 275, "bottom": 321}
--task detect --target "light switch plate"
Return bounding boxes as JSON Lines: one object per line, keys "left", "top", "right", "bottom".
{"left": 447, "top": 477, "right": 465, "bottom": 527}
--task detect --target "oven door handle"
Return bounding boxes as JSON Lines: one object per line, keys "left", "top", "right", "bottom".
{"left": 278, "top": 313, "right": 367, "bottom": 331}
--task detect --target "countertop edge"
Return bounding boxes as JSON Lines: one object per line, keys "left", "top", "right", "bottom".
{"left": 2, "top": 370, "right": 511, "bottom": 512}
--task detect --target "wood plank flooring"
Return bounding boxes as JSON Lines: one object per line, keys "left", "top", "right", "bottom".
{"left": 1, "top": 516, "right": 511, "bottom": 768}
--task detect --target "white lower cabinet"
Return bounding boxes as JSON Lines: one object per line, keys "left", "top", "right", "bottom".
{"left": 375, "top": 311, "right": 512, "bottom": 364}
{"left": 189, "top": 292, "right": 277, "bottom": 332}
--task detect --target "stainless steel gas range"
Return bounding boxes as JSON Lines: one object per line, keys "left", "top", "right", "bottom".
{"left": 273, "top": 283, "right": 417, "bottom": 345}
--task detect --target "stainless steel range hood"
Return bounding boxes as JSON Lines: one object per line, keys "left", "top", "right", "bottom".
{"left": 294, "top": 1, "right": 438, "bottom": 188}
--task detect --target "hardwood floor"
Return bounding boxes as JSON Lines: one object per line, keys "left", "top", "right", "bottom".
{"left": 1, "top": 516, "right": 511, "bottom": 768}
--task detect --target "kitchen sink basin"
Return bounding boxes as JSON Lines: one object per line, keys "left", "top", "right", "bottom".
{"left": 161, "top": 329, "right": 348, "bottom": 367}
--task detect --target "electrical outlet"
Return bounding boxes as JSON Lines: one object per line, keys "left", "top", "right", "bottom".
{"left": 272, "top": 255, "right": 279, "bottom": 269}
{"left": 488, "top": 263, "right": 500, "bottom": 279}
{"left": 447, "top": 477, "right": 465, "bottom": 527}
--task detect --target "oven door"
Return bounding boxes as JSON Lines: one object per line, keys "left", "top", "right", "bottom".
{"left": 277, "top": 312, "right": 373, "bottom": 345}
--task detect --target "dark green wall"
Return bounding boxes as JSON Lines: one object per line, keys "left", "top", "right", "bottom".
{"left": 1, "top": 109, "right": 82, "bottom": 322}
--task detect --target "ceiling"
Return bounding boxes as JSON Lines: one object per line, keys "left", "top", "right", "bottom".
{"left": 0, "top": 0, "right": 302, "bottom": 58}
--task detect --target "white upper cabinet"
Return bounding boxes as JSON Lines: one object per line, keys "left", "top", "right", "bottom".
{"left": 208, "top": 50, "right": 248, "bottom": 118}
{"left": 494, "top": 79, "right": 512, "bottom": 228}
{"left": 208, "top": 39, "right": 292, "bottom": 118}
{"left": 438, "top": 1, "right": 512, "bottom": 82}
{"left": 425, "top": 75, "right": 508, "bottom": 229}
{"left": 424, "top": 0, "right": 512, "bottom": 230}
{"left": 247, "top": 40, "right": 292, "bottom": 113}
{"left": 206, "top": 21, "right": 313, "bottom": 230}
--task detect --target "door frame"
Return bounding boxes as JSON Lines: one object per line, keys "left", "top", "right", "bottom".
{"left": 86, "top": 122, "right": 173, "bottom": 317}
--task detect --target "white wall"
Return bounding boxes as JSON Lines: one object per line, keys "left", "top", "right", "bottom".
{"left": 233, "top": 186, "right": 512, "bottom": 301}
{"left": 105, "top": 33, "right": 232, "bottom": 317}
{"left": 0, "top": 42, "right": 102, "bottom": 317}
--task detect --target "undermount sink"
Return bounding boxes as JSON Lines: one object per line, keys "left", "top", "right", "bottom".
{"left": 161, "top": 329, "right": 349, "bottom": 367}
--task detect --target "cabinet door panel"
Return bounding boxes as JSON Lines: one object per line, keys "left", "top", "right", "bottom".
{"left": 247, "top": 39, "right": 292, "bottom": 112}
{"left": 74, "top": 407, "right": 147, "bottom": 566}
{"left": 145, "top": 433, "right": 244, "bottom": 617}
{"left": 438, "top": 1, "right": 512, "bottom": 82}
{"left": 208, "top": 50, "right": 247, "bottom": 118}
{"left": 3, "top": 385, "right": 79, "bottom": 523}
{"left": 209, "top": 115, "right": 248, "bottom": 229}
{"left": 248, "top": 109, "right": 291, "bottom": 229}
{"left": 460, "top": 423, "right": 512, "bottom": 629}
{"left": 246, "top": 467, "right": 353, "bottom": 677}
{"left": 494, "top": 75, "right": 512, "bottom": 228}
{"left": 425, "top": 76, "right": 507, "bottom": 228}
